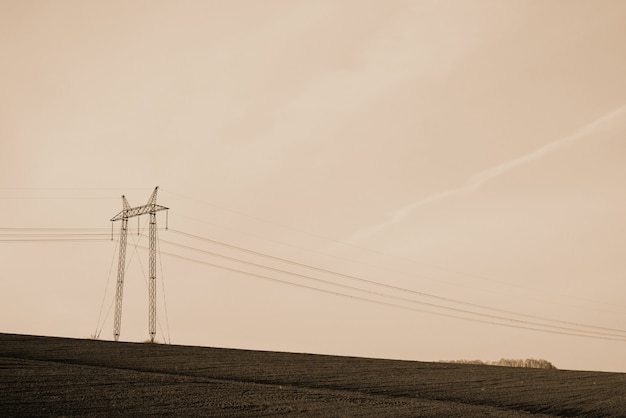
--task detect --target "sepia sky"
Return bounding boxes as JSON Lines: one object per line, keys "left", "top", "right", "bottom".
{"left": 2, "top": 1, "right": 626, "bottom": 373}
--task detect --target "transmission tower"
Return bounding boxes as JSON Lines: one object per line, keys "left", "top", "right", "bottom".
{"left": 110, "top": 186, "right": 169, "bottom": 343}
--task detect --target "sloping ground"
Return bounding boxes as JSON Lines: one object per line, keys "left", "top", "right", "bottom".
{"left": 0, "top": 333, "right": 624, "bottom": 417}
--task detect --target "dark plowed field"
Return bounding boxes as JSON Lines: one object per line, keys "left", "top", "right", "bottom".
{"left": 0, "top": 333, "right": 624, "bottom": 417}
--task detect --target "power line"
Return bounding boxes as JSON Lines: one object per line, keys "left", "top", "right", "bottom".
{"left": 152, "top": 247, "right": 626, "bottom": 342}
{"left": 0, "top": 227, "right": 159, "bottom": 241}
{"left": 0, "top": 230, "right": 116, "bottom": 242}
{"left": 0, "top": 238, "right": 112, "bottom": 242}
{"left": 160, "top": 238, "right": 626, "bottom": 339}
{"left": 0, "top": 228, "right": 112, "bottom": 230}
{"left": 166, "top": 229, "right": 626, "bottom": 338}
{"left": 0, "top": 233, "right": 112, "bottom": 237}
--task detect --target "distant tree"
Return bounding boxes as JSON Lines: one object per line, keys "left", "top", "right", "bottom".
{"left": 441, "top": 358, "right": 556, "bottom": 369}
{"left": 491, "top": 358, "right": 556, "bottom": 369}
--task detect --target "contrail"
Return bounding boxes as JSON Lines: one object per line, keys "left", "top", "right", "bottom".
{"left": 349, "top": 105, "right": 626, "bottom": 243}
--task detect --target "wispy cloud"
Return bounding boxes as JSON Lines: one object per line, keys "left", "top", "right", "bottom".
{"left": 348, "top": 105, "right": 626, "bottom": 243}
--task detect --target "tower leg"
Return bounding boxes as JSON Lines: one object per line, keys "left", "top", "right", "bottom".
{"left": 149, "top": 212, "right": 157, "bottom": 343}
{"left": 113, "top": 218, "right": 128, "bottom": 341}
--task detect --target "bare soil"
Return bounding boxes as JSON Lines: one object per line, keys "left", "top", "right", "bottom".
{"left": 0, "top": 333, "right": 624, "bottom": 417}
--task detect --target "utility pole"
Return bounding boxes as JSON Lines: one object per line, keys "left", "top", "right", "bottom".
{"left": 110, "top": 187, "right": 168, "bottom": 343}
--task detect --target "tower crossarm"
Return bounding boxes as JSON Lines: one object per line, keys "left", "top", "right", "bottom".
{"left": 110, "top": 203, "right": 169, "bottom": 221}
{"left": 110, "top": 187, "right": 169, "bottom": 221}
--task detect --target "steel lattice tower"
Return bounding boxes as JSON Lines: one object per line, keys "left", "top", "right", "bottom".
{"left": 110, "top": 187, "right": 168, "bottom": 342}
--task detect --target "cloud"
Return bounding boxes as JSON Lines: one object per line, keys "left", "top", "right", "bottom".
{"left": 348, "top": 104, "right": 626, "bottom": 243}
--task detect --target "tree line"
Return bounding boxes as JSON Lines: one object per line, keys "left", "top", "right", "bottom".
{"left": 442, "top": 358, "right": 556, "bottom": 369}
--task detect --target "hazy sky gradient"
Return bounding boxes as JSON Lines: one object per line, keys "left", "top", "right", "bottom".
{"left": 1, "top": 1, "right": 626, "bottom": 373}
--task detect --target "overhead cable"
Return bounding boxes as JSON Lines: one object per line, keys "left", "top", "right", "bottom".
{"left": 151, "top": 247, "right": 626, "bottom": 342}
{"left": 166, "top": 229, "right": 626, "bottom": 338}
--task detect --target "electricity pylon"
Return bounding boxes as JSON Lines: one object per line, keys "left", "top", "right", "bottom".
{"left": 110, "top": 187, "right": 168, "bottom": 343}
